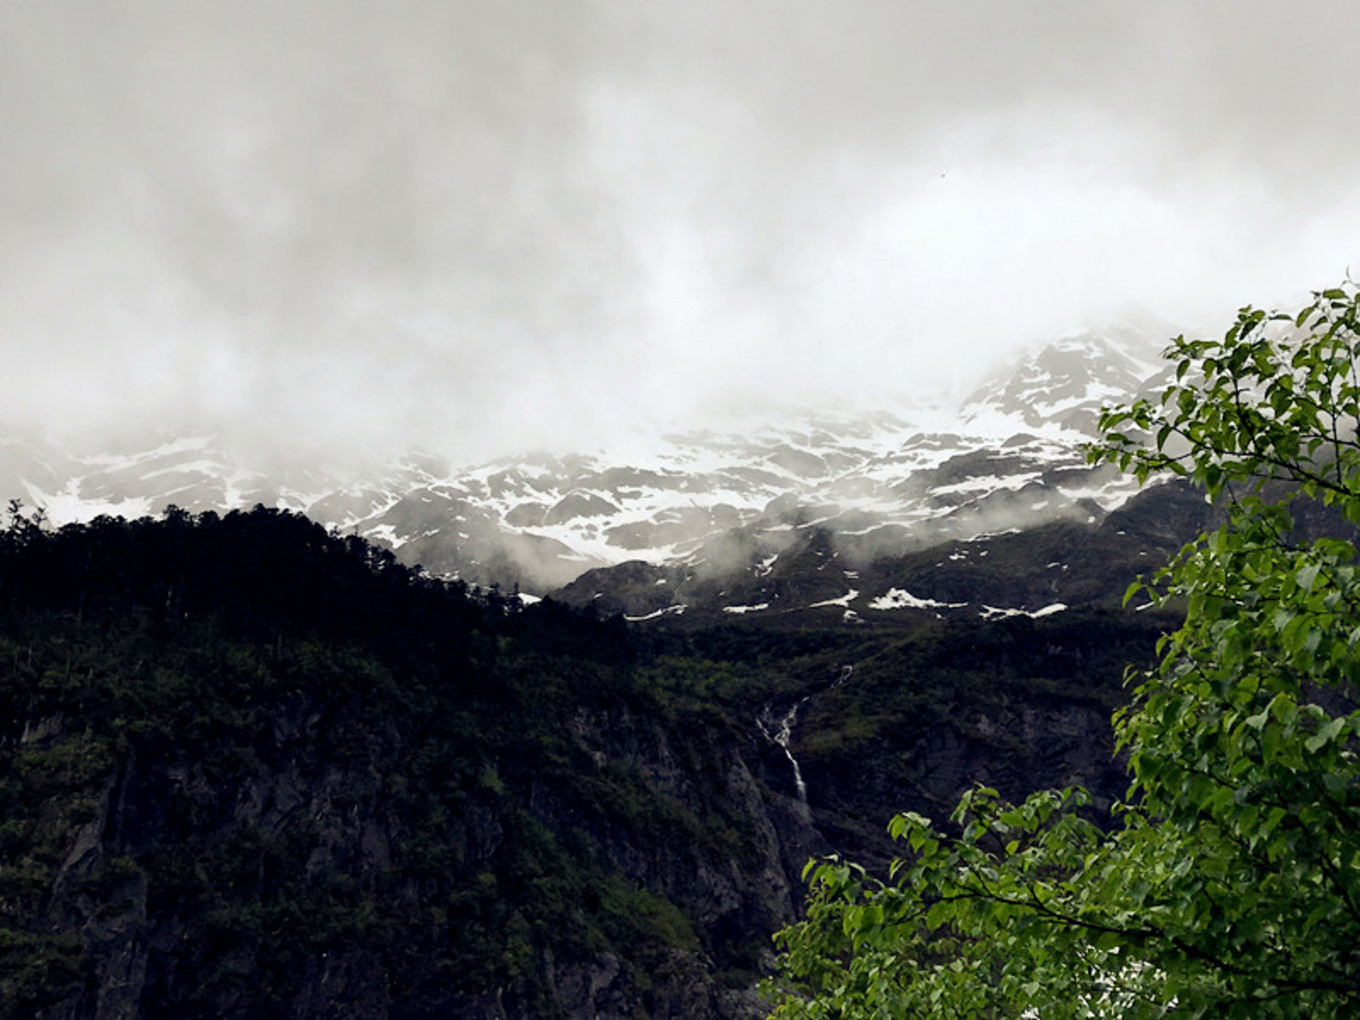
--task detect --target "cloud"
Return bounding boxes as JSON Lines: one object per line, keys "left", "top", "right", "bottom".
{"left": 2, "top": 1, "right": 1358, "bottom": 464}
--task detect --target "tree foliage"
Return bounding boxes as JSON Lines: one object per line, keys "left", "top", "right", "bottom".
{"left": 768, "top": 284, "right": 1360, "bottom": 1018}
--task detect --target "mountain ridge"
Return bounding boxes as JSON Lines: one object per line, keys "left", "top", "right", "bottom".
{"left": 1, "top": 328, "right": 1168, "bottom": 595}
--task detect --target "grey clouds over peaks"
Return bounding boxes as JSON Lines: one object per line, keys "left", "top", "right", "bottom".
{"left": 3, "top": 1, "right": 1359, "bottom": 465}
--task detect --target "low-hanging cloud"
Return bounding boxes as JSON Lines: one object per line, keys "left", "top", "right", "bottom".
{"left": 2, "top": 1, "right": 1358, "bottom": 466}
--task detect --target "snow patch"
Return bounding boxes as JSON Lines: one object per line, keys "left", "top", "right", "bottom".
{"left": 979, "top": 602, "right": 1068, "bottom": 620}
{"left": 624, "top": 604, "right": 688, "bottom": 622}
{"left": 363, "top": 523, "right": 404, "bottom": 548}
{"left": 931, "top": 472, "right": 1043, "bottom": 496}
{"left": 808, "top": 589, "right": 858, "bottom": 609}
{"left": 868, "top": 588, "right": 967, "bottom": 611}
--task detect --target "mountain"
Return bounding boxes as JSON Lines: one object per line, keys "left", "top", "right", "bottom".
{"left": 0, "top": 328, "right": 1168, "bottom": 601}
{"left": 538, "top": 327, "right": 1182, "bottom": 622}
{"left": 9, "top": 328, "right": 1303, "bottom": 1018}
{"left": 960, "top": 326, "right": 1169, "bottom": 433}
{"left": 0, "top": 503, "right": 1169, "bottom": 1020}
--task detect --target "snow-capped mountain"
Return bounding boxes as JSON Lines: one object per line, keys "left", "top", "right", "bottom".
{"left": 1, "top": 329, "right": 1170, "bottom": 600}
{"left": 961, "top": 326, "right": 1169, "bottom": 433}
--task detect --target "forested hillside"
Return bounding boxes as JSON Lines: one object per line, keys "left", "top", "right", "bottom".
{"left": 0, "top": 502, "right": 1165, "bottom": 1018}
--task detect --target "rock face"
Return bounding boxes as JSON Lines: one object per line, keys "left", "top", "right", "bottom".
{"left": 20, "top": 702, "right": 812, "bottom": 1020}
{"left": 21, "top": 690, "right": 810, "bottom": 1017}
{"left": 17, "top": 668, "right": 1143, "bottom": 1020}
{"left": 2, "top": 581, "right": 1159, "bottom": 1020}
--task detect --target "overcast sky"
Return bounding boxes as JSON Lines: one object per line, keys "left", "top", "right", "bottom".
{"left": 4, "top": 1, "right": 1359, "bottom": 463}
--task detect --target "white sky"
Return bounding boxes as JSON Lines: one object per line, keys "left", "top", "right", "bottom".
{"left": 3, "top": 1, "right": 1359, "bottom": 464}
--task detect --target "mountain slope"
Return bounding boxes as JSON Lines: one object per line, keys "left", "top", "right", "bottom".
{"left": 0, "top": 327, "right": 1167, "bottom": 594}
{"left": 0, "top": 507, "right": 1165, "bottom": 1019}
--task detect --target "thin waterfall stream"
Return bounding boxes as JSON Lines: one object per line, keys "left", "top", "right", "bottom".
{"left": 758, "top": 696, "right": 811, "bottom": 802}
{"left": 758, "top": 665, "right": 853, "bottom": 805}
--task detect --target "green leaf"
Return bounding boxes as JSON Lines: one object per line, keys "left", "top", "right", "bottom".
{"left": 925, "top": 900, "right": 952, "bottom": 931}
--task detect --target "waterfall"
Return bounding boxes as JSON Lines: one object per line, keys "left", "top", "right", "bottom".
{"left": 758, "top": 697, "right": 811, "bottom": 802}
{"left": 757, "top": 664, "right": 854, "bottom": 804}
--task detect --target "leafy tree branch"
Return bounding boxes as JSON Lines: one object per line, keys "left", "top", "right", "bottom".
{"left": 768, "top": 283, "right": 1360, "bottom": 1019}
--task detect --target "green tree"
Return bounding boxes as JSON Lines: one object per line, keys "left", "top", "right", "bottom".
{"left": 767, "top": 284, "right": 1360, "bottom": 1018}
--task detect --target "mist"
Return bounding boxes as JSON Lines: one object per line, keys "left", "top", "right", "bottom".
{"left": 4, "top": 1, "right": 1359, "bottom": 468}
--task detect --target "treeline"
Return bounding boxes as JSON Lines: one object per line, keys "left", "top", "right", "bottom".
{"left": 0, "top": 501, "right": 630, "bottom": 677}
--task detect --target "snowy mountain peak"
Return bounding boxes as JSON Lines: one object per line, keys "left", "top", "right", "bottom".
{"left": 2, "top": 328, "right": 1171, "bottom": 592}
{"left": 960, "top": 328, "right": 1167, "bottom": 435}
